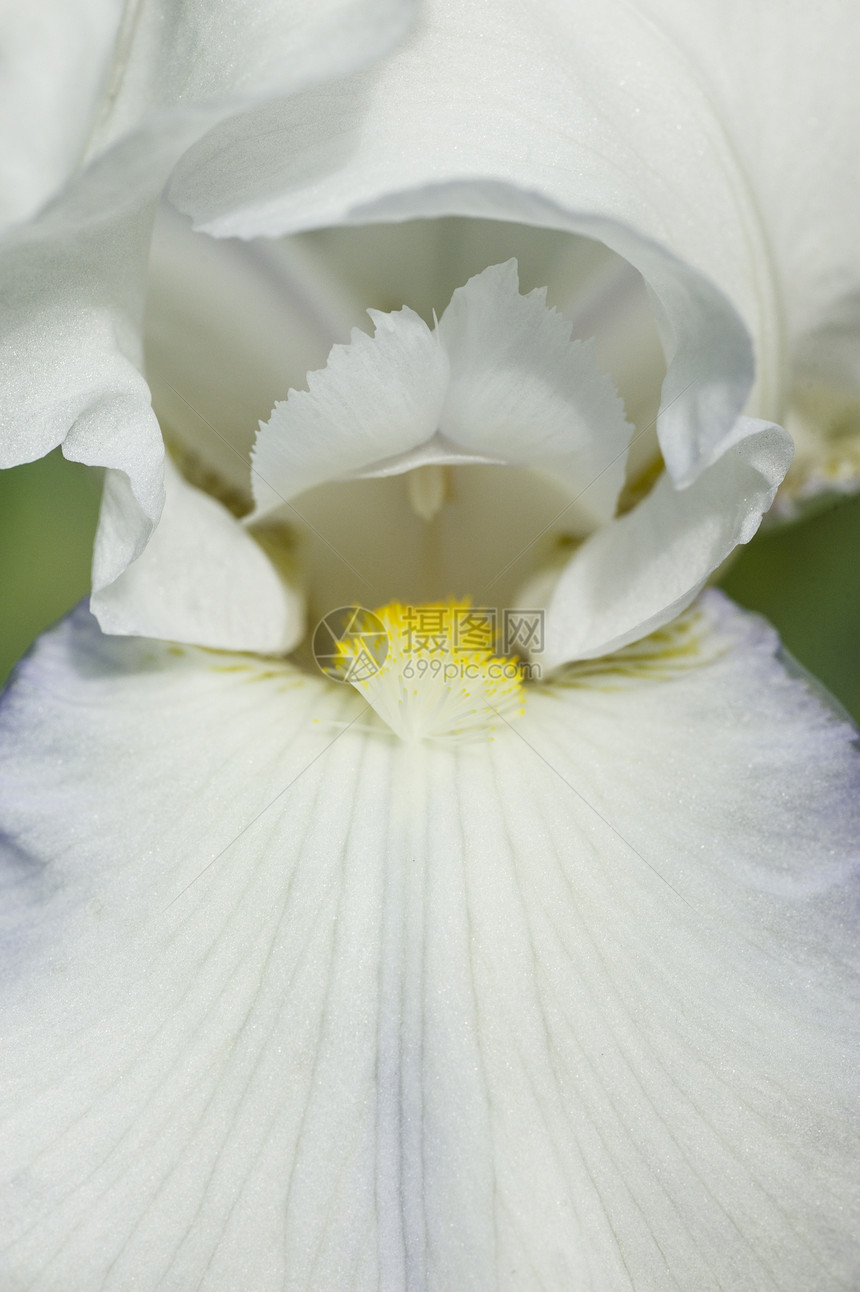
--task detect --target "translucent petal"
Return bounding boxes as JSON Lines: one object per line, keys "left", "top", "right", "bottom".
{"left": 170, "top": 2, "right": 777, "bottom": 489}
{"left": 174, "top": 1, "right": 860, "bottom": 497}
{"left": 144, "top": 204, "right": 362, "bottom": 504}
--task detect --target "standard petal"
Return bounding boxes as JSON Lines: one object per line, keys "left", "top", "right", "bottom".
{"left": 437, "top": 261, "right": 632, "bottom": 527}
{"left": 540, "top": 418, "right": 793, "bottom": 667}
{"left": 92, "top": 458, "right": 304, "bottom": 653}
{"left": 174, "top": 0, "right": 860, "bottom": 498}
{"left": 0, "top": 594, "right": 858, "bottom": 1288}
{"left": 0, "top": 0, "right": 416, "bottom": 591}
{"left": 170, "top": 1, "right": 778, "bottom": 489}
{"left": 251, "top": 307, "right": 448, "bottom": 516}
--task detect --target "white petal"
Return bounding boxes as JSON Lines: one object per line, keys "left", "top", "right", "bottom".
{"left": 174, "top": 0, "right": 857, "bottom": 493}
{"left": 144, "top": 204, "right": 363, "bottom": 503}
{"left": 170, "top": 3, "right": 775, "bottom": 488}
{"left": 93, "top": 458, "right": 304, "bottom": 653}
{"left": 0, "top": 198, "right": 168, "bottom": 588}
{"left": 541, "top": 418, "right": 793, "bottom": 667}
{"left": 0, "top": 1, "right": 120, "bottom": 229}
{"left": 0, "top": 0, "right": 415, "bottom": 586}
{"left": 181, "top": 0, "right": 860, "bottom": 494}
{"left": 292, "top": 220, "right": 667, "bottom": 485}
{"left": 437, "top": 261, "right": 632, "bottom": 526}
{"left": 637, "top": 5, "right": 860, "bottom": 487}
{"left": 251, "top": 307, "right": 448, "bottom": 516}
{"left": 252, "top": 261, "right": 633, "bottom": 533}
{"left": 0, "top": 594, "right": 858, "bottom": 1288}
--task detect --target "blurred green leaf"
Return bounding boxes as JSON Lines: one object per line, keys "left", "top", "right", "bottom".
{"left": 720, "top": 493, "right": 860, "bottom": 722}
{"left": 0, "top": 451, "right": 100, "bottom": 684}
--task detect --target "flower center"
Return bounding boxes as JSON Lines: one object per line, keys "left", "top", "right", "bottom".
{"left": 290, "top": 463, "right": 578, "bottom": 628}
{"left": 337, "top": 600, "right": 526, "bottom": 743}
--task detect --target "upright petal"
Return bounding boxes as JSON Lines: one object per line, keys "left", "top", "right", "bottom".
{"left": 0, "top": 594, "right": 857, "bottom": 1288}
{"left": 437, "top": 261, "right": 632, "bottom": 526}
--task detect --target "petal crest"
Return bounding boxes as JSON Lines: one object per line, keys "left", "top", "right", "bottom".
{"left": 251, "top": 306, "right": 447, "bottom": 515}
{"left": 251, "top": 261, "right": 632, "bottom": 527}
{"left": 437, "top": 261, "right": 632, "bottom": 525}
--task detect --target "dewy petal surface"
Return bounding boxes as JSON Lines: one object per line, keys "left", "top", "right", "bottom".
{"left": 0, "top": 0, "right": 415, "bottom": 595}
{"left": 0, "top": 595, "right": 858, "bottom": 1289}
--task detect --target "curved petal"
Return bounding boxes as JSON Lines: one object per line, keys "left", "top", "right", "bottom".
{"left": 437, "top": 261, "right": 632, "bottom": 526}
{"left": 169, "top": 2, "right": 778, "bottom": 489}
{"left": 173, "top": 0, "right": 860, "bottom": 498}
{"left": 636, "top": 3, "right": 860, "bottom": 496}
{"left": 0, "top": 0, "right": 416, "bottom": 591}
{"left": 541, "top": 418, "right": 793, "bottom": 667}
{"left": 92, "top": 458, "right": 304, "bottom": 653}
{"left": 0, "top": 594, "right": 858, "bottom": 1288}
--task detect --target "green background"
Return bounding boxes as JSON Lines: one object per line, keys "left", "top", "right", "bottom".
{"left": 1, "top": 450, "right": 859, "bottom": 720}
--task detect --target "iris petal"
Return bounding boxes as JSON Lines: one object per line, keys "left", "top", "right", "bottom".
{"left": 0, "top": 594, "right": 857, "bottom": 1288}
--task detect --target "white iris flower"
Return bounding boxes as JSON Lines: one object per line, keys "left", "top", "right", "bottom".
{"left": 1, "top": 2, "right": 859, "bottom": 1289}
